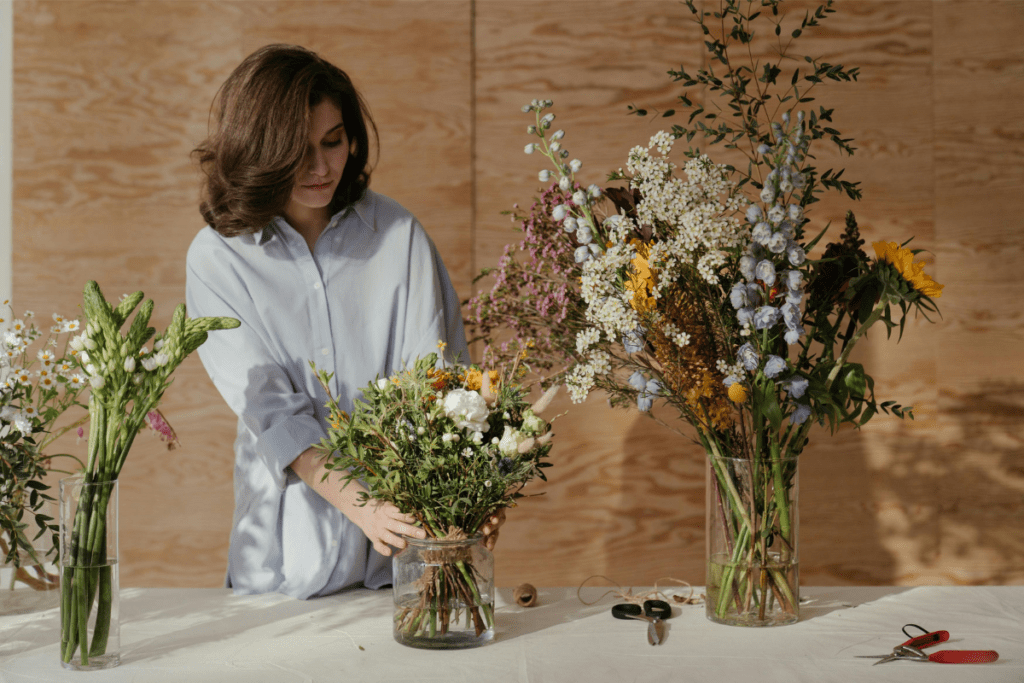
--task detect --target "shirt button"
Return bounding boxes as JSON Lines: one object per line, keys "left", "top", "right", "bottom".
{"left": 314, "top": 283, "right": 321, "bottom": 289}
{"left": 321, "top": 348, "right": 329, "bottom": 356}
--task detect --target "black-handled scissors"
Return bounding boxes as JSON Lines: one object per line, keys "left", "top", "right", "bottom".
{"left": 611, "top": 600, "right": 672, "bottom": 645}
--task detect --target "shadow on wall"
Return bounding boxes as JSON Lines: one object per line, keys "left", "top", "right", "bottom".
{"left": 601, "top": 411, "right": 707, "bottom": 588}
{"left": 871, "top": 382, "right": 1024, "bottom": 585}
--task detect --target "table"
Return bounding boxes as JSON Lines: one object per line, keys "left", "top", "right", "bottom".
{"left": 1, "top": 586, "right": 1021, "bottom": 682}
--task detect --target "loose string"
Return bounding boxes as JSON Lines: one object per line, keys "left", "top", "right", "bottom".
{"left": 576, "top": 575, "right": 704, "bottom": 606}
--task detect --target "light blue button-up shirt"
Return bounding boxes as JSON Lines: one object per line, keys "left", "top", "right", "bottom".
{"left": 185, "top": 190, "right": 469, "bottom": 599}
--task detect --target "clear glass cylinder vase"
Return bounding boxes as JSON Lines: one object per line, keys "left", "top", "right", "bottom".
{"left": 59, "top": 475, "right": 120, "bottom": 670}
{"left": 706, "top": 453, "right": 799, "bottom": 627}
{"left": 392, "top": 534, "right": 494, "bottom": 649}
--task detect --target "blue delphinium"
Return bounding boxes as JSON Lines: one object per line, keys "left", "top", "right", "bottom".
{"left": 637, "top": 378, "right": 662, "bottom": 412}
{"left": 622, "top": 326, "right": 646, "bottom": 354}
{"left": 739, "top": 254, "right": 757, "bottom": 281}
{"left": 790, "top": 404, "right": 811, "bottom": 425}
{"left": 737, "top": 343, "right": 759, "bottom": 372}
{"left": 783, "top": 376, "right": 809, "bottom": 399}
{"left": 754, "top": 306, "right": 780, "bottom": 330}
{"left": 763, "top": 355, "right": 787, "bottom": 379}
{"left": 755, "top": 259, "right": 776, "bottom": 286}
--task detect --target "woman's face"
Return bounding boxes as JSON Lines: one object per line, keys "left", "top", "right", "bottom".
{"left": 286, "top": 99, "right": 349, "bottom": 218}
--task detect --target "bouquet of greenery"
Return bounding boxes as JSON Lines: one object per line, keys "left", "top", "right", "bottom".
{"left": 312, "top": 350, "right": 557, "bottom": 640}
{"left": 1, "top": 304, "right": 89, "bottom": 591}
{"left": 470, "top": 0, "right": 942, "bottom": 625}
{"left": 60, "top": 282, "right": 238, "bottom": 665}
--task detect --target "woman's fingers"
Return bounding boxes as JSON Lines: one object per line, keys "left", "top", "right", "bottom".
{"left": 484, "top": 529, "right": 499, "bottom": 551}
{"left": 480, "top": 508, "right": 507, "bottom": 536}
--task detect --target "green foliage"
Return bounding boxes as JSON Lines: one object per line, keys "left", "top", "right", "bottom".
{"left": 312, "top": 353, "right": 554, "bottom": 538}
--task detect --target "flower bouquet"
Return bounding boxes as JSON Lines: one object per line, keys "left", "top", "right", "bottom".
{"left": 468, "top": 0, "right": 942, "bottom": 626}
{"left": 312, "top": 350, "right": 557, "bottom": 648}
{"left": 1, "top": 305, "right": 89, "bottom": 604}
{"left": 59, "top": 281, "right": 238, "bottom": 668}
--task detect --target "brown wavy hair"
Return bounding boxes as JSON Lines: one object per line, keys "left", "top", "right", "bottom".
{"left": 194, "top": 44, "right": 378, "bottom": 237}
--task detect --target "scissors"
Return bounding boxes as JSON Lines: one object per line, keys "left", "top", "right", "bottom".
{"left": 612, "top": 599, "right": 672, "bottom": 646}
{"left": 857, "top": 625, "right": 999, "bottom": 665}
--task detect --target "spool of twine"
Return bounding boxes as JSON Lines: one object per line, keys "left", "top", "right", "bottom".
{"left": 513, "top": 583, "right": 537, "bottom": 607}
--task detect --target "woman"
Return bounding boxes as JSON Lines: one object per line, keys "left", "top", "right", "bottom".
{"left": 186, "top": 44, "right": 502, "bottom": 599}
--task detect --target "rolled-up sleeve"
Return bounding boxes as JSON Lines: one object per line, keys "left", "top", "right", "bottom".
{"left": 186, "top": 236, "right": 324, "bottom": 491}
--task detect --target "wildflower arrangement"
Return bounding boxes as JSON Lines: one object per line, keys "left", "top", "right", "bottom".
{"left": 1, "top": 304, "right": 89, "bottom": 590}
{"left": 60, "top": 281, "right": 238, "bottom": 665}
{"left": 311, "top": 349, "right": 557, "bottom": 639}
{"left": 465, "top": 185, "right": 587, "bottom": 377}
{"left": 472, "top": 0, "right": 943, "bottom": 625}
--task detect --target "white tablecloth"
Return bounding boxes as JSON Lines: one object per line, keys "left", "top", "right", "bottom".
{"left": 1, "top": 586, "right": 1021, "bottom": 682}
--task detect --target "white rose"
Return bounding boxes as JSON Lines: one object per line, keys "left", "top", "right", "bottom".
{"left": 442, "top": 389, "right": 490, "bottom": 433}
{"left": 377, "top": 378, "right": 389, "bottom": 390}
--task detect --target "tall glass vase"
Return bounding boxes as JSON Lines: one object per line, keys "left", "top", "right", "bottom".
{"left": 59, "top": 475, "right": 120, "bottom": 670}
{"left": 706, "top": 452, "right": 799, "bottom": 627}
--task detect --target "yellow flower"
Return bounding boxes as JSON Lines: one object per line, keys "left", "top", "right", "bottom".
{"left": 872, "top": 241, "right": 944, "bottom": 298}
{"left": 727, "top": 382, "right": 748, "bottom": 404}
{"left": 625, "top": 240, "right": 657, "bottom": 314}
{"left": 464, "top": 368, "right": 483, "bottom": 390}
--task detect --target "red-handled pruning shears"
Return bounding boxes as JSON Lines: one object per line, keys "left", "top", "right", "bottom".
{"left": 857, "top": 625, "right": 999, "bottom": 665}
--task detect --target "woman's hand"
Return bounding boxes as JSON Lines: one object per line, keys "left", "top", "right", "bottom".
{"left": 345, "top": 498, "right": 426, "bottom": 556}
{"left": 479, "top": 508, "right": 506, "bottom": 551}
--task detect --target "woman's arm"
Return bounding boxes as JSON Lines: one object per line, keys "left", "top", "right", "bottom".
{"left": 287, "top": 447, "right": 425, "bottom": 555}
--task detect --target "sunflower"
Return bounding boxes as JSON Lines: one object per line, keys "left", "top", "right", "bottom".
{"left": 872, "top": 241, "right": 944, "bottom": 298}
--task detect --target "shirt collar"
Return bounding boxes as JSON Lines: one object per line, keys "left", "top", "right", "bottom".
{"left": 256, "top": 191, "right": 377, "bottom": 245}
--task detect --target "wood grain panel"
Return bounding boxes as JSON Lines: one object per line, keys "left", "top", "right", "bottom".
{"left": 11, "top": 0, "right": 1024, "bottom": 591}
{"left": 923, "top": 0, "right": 1024, "bottom": 585}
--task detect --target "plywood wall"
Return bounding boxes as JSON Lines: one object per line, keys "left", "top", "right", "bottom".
{"left": 11, "top": 0, "right": 1024, "bottom": 590}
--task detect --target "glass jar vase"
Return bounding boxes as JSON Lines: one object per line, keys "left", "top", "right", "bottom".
{"left": 392, "top": 534, "right": 494, "bottom": 649}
